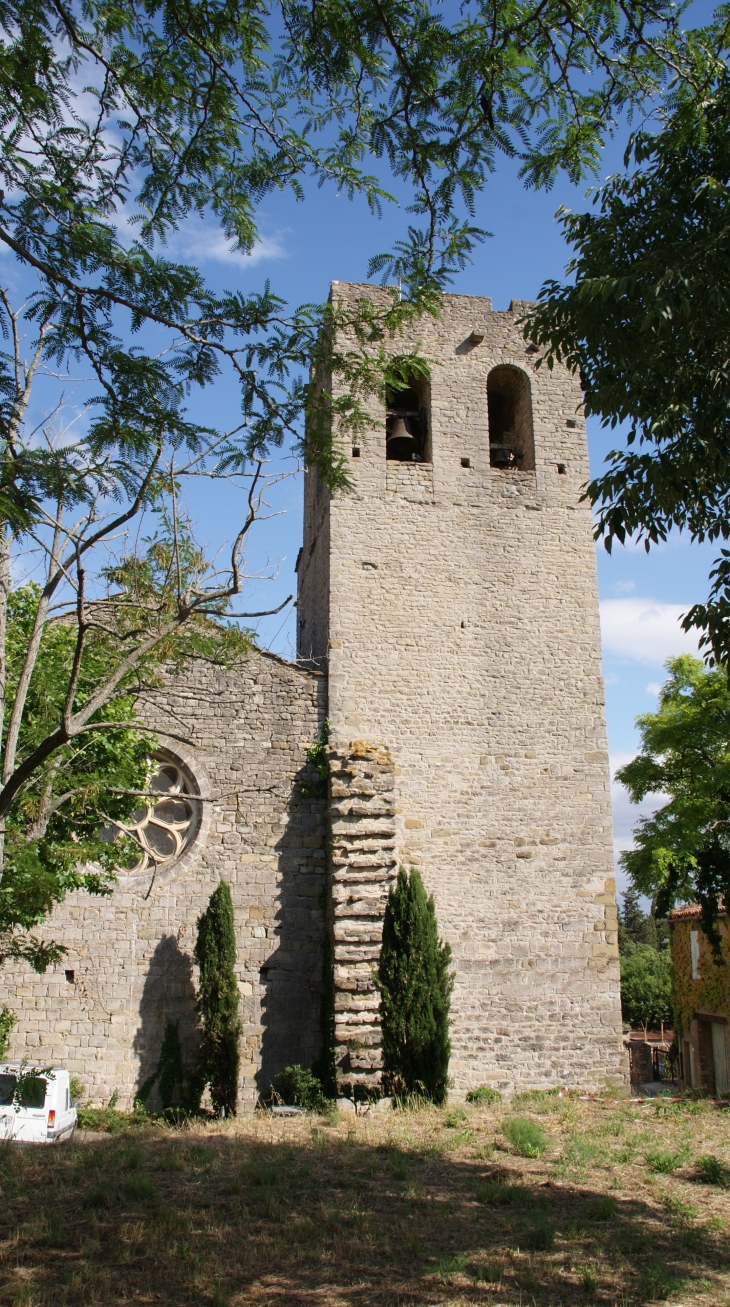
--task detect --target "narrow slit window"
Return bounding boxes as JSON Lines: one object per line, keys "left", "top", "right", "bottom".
{"left": 385, "top": 363, "right": 431, "bottom": 463}
{"left": 487, "top": 366, "right": 535, "bottom": 470}
{"left": 690, "top": 929, "right": 701, "bottom": 979}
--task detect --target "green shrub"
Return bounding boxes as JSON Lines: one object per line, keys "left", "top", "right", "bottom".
{"left": 466, "top": 1085, "right": 502, "bottom": 1105}
{"left": 195, "top": 881, "right": 242, "bottom": 1116}
{"left": 435, "top": 1253, "right": 469, "bottom": 1282}
{"left": 474, "top": 1181, "right": 538, "bottom": 1208}
{"left": 635, "top": 1260, "right": 680, "bottom": 1301}
{"left": 502, "top": 1116, "right": 549, "bottom": 1158}
{"left": 82, "top": 1183, "right": 112, "bottom": 1208}
{"left": 240, "top": 1161, "right": 279, "bottom": 1187}
{"left": 644, "top": 1146, "right": 688, "bottom": 1174}
{"left": 473, "top": 1262, "right": 502, "bottom": 1285}
{"left": 522, "top": 1216, "right": 555, "bottom": 1251}
{"left": 76, "top": 1105, "right": 150, "bottom": 1133}
{"left": 391, "top": 1155, "right": 408, "bottom": 1180}
{"left": 270, "top": 1064, "right": 329, "bottom": 1112}
{"left": 443, "top": 1105, "right": 468, "bottom": 1126}
{"left": 620, "top": 941, "right": 673, "bottom": 1027}
{"left": 69, "top": 1076, "right": 85, "bottom": 1104}
{"left": 120, "top": 1174, "right": 160, "bottom": 1204}
{"left": 512, "top": 1087, "right": 561, "bottom": 1107}
{"left": 375, "top": 866, "right": 453, "bottom": 1104}
{"left": 0, "top": 1006, "right": 16, "bottom": 1059}
{"left": 697, "top": 1154, "right": 730, "bottom": 1187}
{"left": 583, "top": 1196, "right": 617, "bottom": 1221}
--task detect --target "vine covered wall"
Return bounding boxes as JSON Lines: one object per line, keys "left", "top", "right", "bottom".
{"left": 672, "top": 912, "right": 730, "bottom": 1034}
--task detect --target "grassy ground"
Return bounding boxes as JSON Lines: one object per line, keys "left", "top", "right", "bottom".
{"left": 2, "top": 1091, "right": 730, "bottom": 1306}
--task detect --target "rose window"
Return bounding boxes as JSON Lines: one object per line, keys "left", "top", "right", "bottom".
{"left": 113, "top": 755, "right": 200, "bottom": 874}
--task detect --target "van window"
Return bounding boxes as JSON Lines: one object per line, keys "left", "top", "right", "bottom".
{"left": 0, "top": 1074, "right": 16, "bottom": 1105}
{"left": 19, "top": 1078, "right": 47, "bottom": 1109}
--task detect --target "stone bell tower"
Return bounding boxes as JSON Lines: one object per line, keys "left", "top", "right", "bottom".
{"left": 297, "top": 283, "right": 625, "bottom": 1094}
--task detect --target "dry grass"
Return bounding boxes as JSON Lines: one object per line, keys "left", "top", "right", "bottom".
{"left": 2, "top": 1093, "right": 730, "bottom": 1306}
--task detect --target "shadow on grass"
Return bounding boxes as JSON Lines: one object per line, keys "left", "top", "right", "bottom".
{"left": 0, "top": 1125, "right": 727, "bottom": 1306}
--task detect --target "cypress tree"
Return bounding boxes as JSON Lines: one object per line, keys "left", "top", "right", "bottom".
{"left": 620, "top": 886, "right": 645, "bottom": 945}
{"left": 375, "top": 866, "right": 453, "bottom": 1104}
{"left": 194, "top": 880, "right": 241, "bottom": 1115}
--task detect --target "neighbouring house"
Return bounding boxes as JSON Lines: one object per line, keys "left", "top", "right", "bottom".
{"left": 670, "top": 904, "right": 730, "bottom": 1095}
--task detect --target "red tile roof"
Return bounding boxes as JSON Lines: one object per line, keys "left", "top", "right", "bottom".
{"left": 669, "top": 903, "right": 707, "bottom": 919}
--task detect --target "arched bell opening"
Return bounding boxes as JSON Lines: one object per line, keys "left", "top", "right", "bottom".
{"left": 385, "top": 364, "right": 431, "bottom": 463}
{"left": 487, "top": 365, "right": 535, "bottom": 470}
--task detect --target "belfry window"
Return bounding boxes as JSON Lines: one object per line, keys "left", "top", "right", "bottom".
{"left": 385, "top": 365, "right": 430, "bottom": 462}
{"left": 487, "top": 366, "right": 534, "bottom": 470}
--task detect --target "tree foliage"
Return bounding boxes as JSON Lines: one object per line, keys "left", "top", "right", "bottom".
{"left": 619, "top": 887, "right": 673, "bottom": 1027}
{"left": 0, "top": 515, "right": 253, "bottom": 972}
{"left": 620, "top": 942, "right": 674, "bottom": 1028}
{"left": 0, "top": 1005, "right": 15, "bottom": 1058}
{"left": 615, "top": 655, "right": 730, "bottom": 954}
{"left": 527, "top": 24, "right": 730, "bottom": 662}
{"left": 375, "top": 865, "right": 453, "bottom": 1104}
{"left": 194, "top": 880, "right": 241, "bottom": 1115}
{"left": 270, "top": 1064, "right": 329, "bottom": 1112}
{"left": 619, "top": 885, "right": 669, "bottom": 952}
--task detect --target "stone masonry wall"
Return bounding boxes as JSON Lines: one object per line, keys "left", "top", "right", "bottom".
{"left": 298, "top": 283, "right": 626, "bottom": 1093}
{"left": 1, "top": 650, "right": 327, "bottom": 1111}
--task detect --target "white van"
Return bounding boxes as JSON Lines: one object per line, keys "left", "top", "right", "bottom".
{"left": 0, "top": 1064, "right": 77, "bottom": 1143}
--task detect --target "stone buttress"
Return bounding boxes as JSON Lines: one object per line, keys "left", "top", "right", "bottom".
{"left": 328, "top": 743, "right": 396, "bottom": 1092}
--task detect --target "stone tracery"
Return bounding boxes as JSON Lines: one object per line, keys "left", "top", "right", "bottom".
{"left": 113, "top": 754, "right": 199, "bottom": 875}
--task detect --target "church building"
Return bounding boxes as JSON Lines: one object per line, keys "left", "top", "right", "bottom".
{"left": 2, "top": 286, "right": 626, "bottom": 1107}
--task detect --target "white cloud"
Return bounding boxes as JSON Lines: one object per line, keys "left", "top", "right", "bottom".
{"left": 173, "top": 229, "right": 288, "bottom": 267}
{"left": 608, "top": 580, "right": 636, "bottom": 597}
{"left": 645, "top": 682, "right": 662, "bottom": 696}
{"left": 600, "top": 597, "right": 701, "bottom": 665}
{"left": 107, "top": 203, "right": 289, "bottom": 268}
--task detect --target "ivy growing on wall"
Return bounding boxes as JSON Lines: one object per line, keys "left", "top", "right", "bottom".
{"left": 673, "top": 918, "right": 730, "bottom": 1035}
{"left": 299, "top": 721, "right": 330, "bottom": 799}
{"left": 0, "top": 1007, "right": 16, "bottom": 1059}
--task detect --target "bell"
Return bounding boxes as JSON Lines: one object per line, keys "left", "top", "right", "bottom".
{"left": 490, "top": 443, "right": 521, "bottom": 468}
{"left": 386, "top": 414, "right": 420, "bottom": 461}
{"left": 388, "top": 415, "right": 411, "bottom": 441}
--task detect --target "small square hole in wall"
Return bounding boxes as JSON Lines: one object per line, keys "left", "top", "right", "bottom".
{"left": 566, "top": 419, "right": 578, "bottom": 428}
{"left": 352, "top": 447, "right": 361, "bottom": 458}
{"left": 461, "top": 457, "right": 471, "bottom": 468}
{"left": 65, "top": 970, "right": 75, "bottom": 984}
{"left": 557, "top": 463, "right": 567, "bottom": 475}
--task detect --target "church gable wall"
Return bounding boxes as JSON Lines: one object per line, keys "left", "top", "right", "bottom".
{"left": 2, "top": 650, "right": 327, "bottom": 1112}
